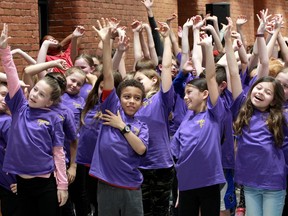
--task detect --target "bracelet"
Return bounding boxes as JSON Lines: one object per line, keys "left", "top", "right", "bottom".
{"left": 255, "top": 33, "right": 264, "bottom": 37}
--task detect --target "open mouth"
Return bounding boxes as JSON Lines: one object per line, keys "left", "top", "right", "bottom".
{"left": 255, "top": 95, "right": 263, "bottom": 101}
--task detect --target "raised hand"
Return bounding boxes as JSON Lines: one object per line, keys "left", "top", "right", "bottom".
{"left": 117, "top": 36, "right": 130, "bottom": 52}
{"left": 72, "top": 25, "right": 85, "bottom": 38}
{"left": 0, "top": 23, "right": 10, "bottom": 49}
{"left": 236, "top": 15, "right": 248, "bottom": 26}
{"left": 183, "top": 17, "right": 193, "bottom": 29}
{"left": 231, "top": 30, "right": 241, "bottom": 40}
{"left": 193, "top": 15, "right": 205, "bottom": 30}
{"left": 141, "top": 0, "right": 153, "bottom": 10}
{"left": 206, "top": 15, "right": 218, "bottom": 23}
{"left": 256, "top": 8, "right": 271, "bottom": 34}
{"left": 198, "top": 33, "right": 213, "bottom": 47}
{"left": 224, "top": 17, "right": 233, "bottom": 41}
{"left": 156, "top": 21, "right": 170, "bottom": 38}
{"left": 166, "top": 13, "right": 177, "bottom": 25}
{"left": 92, "top": 18, "right": 112, "bottom": 42}
{"left": 131, "top": 19, "right": 143, "bottom": 32}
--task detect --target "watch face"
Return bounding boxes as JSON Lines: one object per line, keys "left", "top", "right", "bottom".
{"left": 125, "top": 125, "right": 131, "bottom": 132}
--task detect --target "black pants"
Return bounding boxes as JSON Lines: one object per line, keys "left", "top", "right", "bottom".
{"left": 178, "top": 184, "right": 220, "bottom": 216}
{"left": 16, "top": 174, "right": 60, "bottom": 216}
{"left": 62, "top": 164, "right": 91, "bottom": 216}
{"left": 0, "top": 185, "right": 19, "bottom": 216}
{"left": 140, "top": 167, "right": 174, "bottom": 216}
{"left": 86, "top": 166, "right": 98, "bottom": 216}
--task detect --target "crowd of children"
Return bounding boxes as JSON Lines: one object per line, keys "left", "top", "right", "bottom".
{"left": 1, "top": 2, "right": 288, "bottom": 216}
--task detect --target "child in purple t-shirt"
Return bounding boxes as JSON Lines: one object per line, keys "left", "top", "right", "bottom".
{"left": 0, "top": 82, "right": 19, "bottom": 216}
{"left": 171, "top": 33, "right": 226, "bottom": 216}
{"left": 88, "top": 19, "right": 148, "bottom": 216}
{"left": 225, "top": 14, "right": 288, "bottom": 216}
{"left": 0, "top": 23, "right": 68, "bottom": 216}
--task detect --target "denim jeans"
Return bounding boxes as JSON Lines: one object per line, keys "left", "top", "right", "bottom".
{"left": 244, "top": 186, "right": 286, "bottom": 216}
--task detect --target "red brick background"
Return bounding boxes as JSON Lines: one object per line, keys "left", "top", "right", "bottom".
{"left": 1, "top": 0, "right": 288, "bottom": 76}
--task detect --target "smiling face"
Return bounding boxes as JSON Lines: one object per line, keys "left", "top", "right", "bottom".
{"left": 66, "top": 72, "right": 86, "bottom": 95}
{"left": 120, "top": 86, "right": 143, "bottom": 117}
{"left": 28, "top": 80, "right": 54, "bottom": 108}
{"left": 184, "top": 84, "right": 208, "bottom": 113}
{"left": 250, "top": 82, "right": 275, "bottom": 111}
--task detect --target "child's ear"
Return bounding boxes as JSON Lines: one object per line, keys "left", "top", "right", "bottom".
{"left": 158, "top": 64, "right": 162, "bottom": 71}
{"left": 46, "top": 100, "right": 54, "bottom": 107}
{"left": 151, "top": 76, "right": 158, "bottom": 84}
{"left": 202, "top": 90, "right": 209, "bottom": 100}
{"left": 219, "top": 81, "right": 227, "bottom": 91}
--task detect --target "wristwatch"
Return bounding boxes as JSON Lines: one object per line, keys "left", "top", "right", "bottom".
{"left": 121, "top": 124, "right": 131, "bottom": 135}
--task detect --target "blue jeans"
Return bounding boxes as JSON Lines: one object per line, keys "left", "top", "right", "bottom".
{"left": 244, "top": 186, "right": 286, "bottom": 216}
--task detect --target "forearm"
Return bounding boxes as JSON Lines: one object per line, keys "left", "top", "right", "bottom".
{"left": 0, "top": 46, "right": 20, "bottom": 98}
{"left": 133, "top": 32, "right": 142, "bottom": 67}
{"left": 140, "top": 31, "right": 150, "bottom": 59}
{"left": 53, "top": 146, "right": 68, "bottom": 190}
{"left": 161, "top": 36, "right": 172, "bottom": 93}
{"left": 12, "top": 49, "right": 36, "bottom": 65}
{"left": 225, "top": 39, "right": 242, "bottom": 99}
{"left": 148, "top": 17, "right": 164, "bottom": 57}
{"left": 192, "top": 29, "right": 203, "bottom": 75}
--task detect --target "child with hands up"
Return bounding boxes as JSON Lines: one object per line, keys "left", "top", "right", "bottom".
{"left": 0, "top": 23, "right": 68, "bottom": 216}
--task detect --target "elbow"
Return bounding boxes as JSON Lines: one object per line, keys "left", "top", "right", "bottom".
{"left": 137, "top": 146, "right": 147, "bottom": 156}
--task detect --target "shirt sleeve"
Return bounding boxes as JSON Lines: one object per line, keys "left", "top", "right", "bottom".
{"left": 0, "top": 46, "right": 20, "bottom": 98}
{"left": 53, "top": 146, "right": 68, "bottom": 190}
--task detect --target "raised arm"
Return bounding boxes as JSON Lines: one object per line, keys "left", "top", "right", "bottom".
{"left": 93, "top": 19, "right": 114, "bottom": 90}
{"left": 23, "top": 60, "right": 67, "bottom": 91}
{"left": 202, "top": 24, "right": 224, "bottom": 53}
{"left": 192, "top": 15, "right": 205, "bottom": 76}
{"left": 198, "top": 34, "right": 218, "bottom": 105}
{"left": 11, "top": 48, "right": 36, "bottom": 65}
{"left": 157, "top": 22, "right": 172, "bottom": 93}
{"left": 112, "top": 35, "right": 130, "bottom": 78}
{"left": 131, "top": 20, "right": 143, "bottom": 69}
{"left": 0, "top": 23, "right": 20, "bottom": 98}
{"left": 255, "top": 9, "right": 270, "bottom": 79}
{"left": 141, "top": 0, "right": 163, "bottom": 57}
{"left": 180, "top": 18, "right": 193, "bottom": 70}
{"left": 142, "top": 23, "right": 158, "bottom": 67}
{"left": 206, "top": 15, "right": 221, "bottom": 38}
{"left": 70, "top": 25, "right": 85, "bottom": 64}
{"left": 224, "top": 17, "right": 242, "bottom": 100}
{"left": 236, "top": 15, "right": 248, "bottom": 49}
{"left": 167, "top": 13, "right": 182, "bottom": 57}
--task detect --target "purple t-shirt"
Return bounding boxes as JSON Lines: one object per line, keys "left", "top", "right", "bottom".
{"left": 220, "top": 89, "right": 235, "bottom": 169}
{"left": 52, "top": 102, "right": 77, "bottom": 142}
{"left": 76, "top": 103, "right": 102, "bottom": 165}
{"left": 0, "top": 113, "right": 16, "bottom": 191}
{"left": 79, "top": 83, "right": 93, "bottom": 101}
{"left": 89, "top": 89, "right": 149, "bottom": 189}
{"left": 169, "top": 93, "right": 188, "bottom": 137}
{"left": 232, "top": 92, "right": 287, "bottom": 190}
{"left": 3, "top": 89, "right": 64, "bottom": 176}
{"left": 61, "top": 93, "right": 84, "bottom": 162}
{"left": 135, "top": 86, "right": 175, "bottom": 169}
{"left": 171, "top": 97, "right": 226, "bottom": 191}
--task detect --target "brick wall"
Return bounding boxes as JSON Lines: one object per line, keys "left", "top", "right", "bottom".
{"left": 48, "top": 0, "right": 178, "bottom": 71}
{"left": 0, "top": 0, "right": 39, "bottom": 76}
{"left": 1, "top": 0, "right": 288, "bottom": 76}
